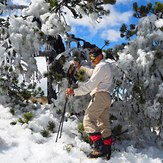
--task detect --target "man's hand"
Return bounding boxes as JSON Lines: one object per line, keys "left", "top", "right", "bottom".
{"left": 66, "top": 88, "right": 74, "bottom": 96}
{"left": 73, "top": 60, "right": 81, "bottom": 69}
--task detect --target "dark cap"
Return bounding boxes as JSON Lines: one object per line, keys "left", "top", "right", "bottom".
{"left": 89, "top": 48, "right": 102, "bottom": 61}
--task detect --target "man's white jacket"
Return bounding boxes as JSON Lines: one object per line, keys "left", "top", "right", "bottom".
{"left": 74, "top": 59, "right": 113, "bottom": 96}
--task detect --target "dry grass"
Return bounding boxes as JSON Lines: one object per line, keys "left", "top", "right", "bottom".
{"left": 29, "top": 97, "right": 48, "bottom": 105}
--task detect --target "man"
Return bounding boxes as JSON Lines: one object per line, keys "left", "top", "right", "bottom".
{"left": 66, "top": 48, "right": 113, "bottom": 159}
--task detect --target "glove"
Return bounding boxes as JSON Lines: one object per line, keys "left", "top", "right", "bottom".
{"left": 66, "top": 88, "right": 74, "bottom": 96}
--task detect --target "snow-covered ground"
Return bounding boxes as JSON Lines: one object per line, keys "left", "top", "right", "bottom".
{"left": 0, "top": 104, "right": 163, "bottom": 163}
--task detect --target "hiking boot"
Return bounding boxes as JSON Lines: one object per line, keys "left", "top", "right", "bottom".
{"left": 103, "top": 136, "right": 112, "bottom": 160}
{"left": 87, "top": 145, "right": 111, "bottom": 159}
{"left": 88, "top": 133, "right": 112, "bottom": 159}
{"left": 102, "top": 145, "right": 111, "bottom": 160}
{"left": 87, "top": 148, "right": 105, "bottom": 158}
{"left": 87, "top": 138, "right": 104, "bottom": 158}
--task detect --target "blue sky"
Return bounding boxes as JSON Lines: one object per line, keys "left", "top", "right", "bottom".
{"left": 67, "top": 0, "right": 162, "bottom": 49}
{"left": 9, "top": 0, "right": 163, "bottom": 49}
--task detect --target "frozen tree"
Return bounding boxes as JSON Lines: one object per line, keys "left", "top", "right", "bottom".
{"left": 0, "top": 0, "right": 116, "bottom": 103}
{"left": 111, "top": 2, "right": 163, "bottom": 149}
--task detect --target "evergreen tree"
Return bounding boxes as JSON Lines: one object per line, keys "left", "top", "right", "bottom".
{"left": 120, "top": 2, "right": 163, "bottom": 40}
{"left": 111, "top": 2, "right": 163, "bottom": 149}
{"left": 0, "top": 0, "right": 116, "bottom": 104}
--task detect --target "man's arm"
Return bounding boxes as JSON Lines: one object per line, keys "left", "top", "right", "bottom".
{"left": 73, "top": 60, "right": 93, "bottom": 77}
{"left": 73, "top": 66, "right": 103, "bottom": 96}
{"left": 80, "top": 66, "right": 94, "bottom": 77}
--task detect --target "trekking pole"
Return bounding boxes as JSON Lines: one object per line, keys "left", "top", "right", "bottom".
{"left": 59, "top": 96, "right": 68, "bottom": 139}
{"left": 55, "top": 64, "right": 77, "bottom": 142}
{"left": 55, "top": 96, "right": 68, "bottom": 142}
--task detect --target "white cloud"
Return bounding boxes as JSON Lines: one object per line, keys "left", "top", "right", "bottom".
{"left": 96, "top": 6, "right": 132, "bottom": 29}
{"left": 63, "top": 7, "right": 95, "bottom": 28}
{"left": 66, "top": 5, "right": 133, "bottom": 29}
{"left": 101, "top": 29, "right": 121, "bottom": 42}
{"left": 64, "top": 5, "right": 132, "bottom": 34}
{"left": 12, "top": 0, "right": 30, "bottom": 5}
{"left": 116, "top": 0, "right": 134, "bottom": 4}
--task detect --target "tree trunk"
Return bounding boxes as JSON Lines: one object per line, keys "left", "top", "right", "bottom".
{"left": 46, "top": 35, "right": 65, "bottom": 104}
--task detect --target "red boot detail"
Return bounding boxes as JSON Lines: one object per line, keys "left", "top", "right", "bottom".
{"left": 90, "top": 134, "right": 102, "bottom": 142}
{"left": 103, "top": 137, "right": 112, "bottom": 145}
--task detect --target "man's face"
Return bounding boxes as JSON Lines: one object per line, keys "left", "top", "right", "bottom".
{"left": 90, "top": 54, "right": 102, "bottom": 66}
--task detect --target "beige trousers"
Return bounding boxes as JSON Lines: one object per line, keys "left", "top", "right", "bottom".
{"left": 83, "top": 92, "right": 112, "bottom": 138}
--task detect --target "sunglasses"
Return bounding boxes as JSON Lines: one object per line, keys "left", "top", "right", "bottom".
{"left": 89, "top": 53, "right": 97, "bottom": 61}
